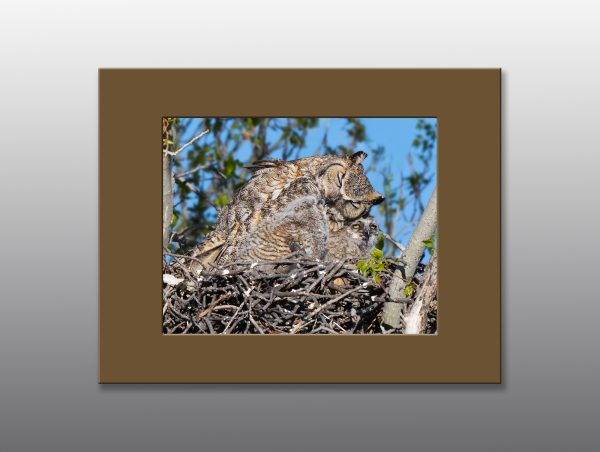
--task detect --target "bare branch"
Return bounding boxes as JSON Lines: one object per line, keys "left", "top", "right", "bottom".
{"left": 174, "top": 164, "right": 209, "bottom": 179}
{"left": 164, "top": 128, "right": 210, "bottom": 156}
{"left": 382, "top": 231, "right": 405, "bottom": 253}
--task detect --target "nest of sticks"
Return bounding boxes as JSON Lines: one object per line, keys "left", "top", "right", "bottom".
{"left": 163, "top": 252, "right": 436, "bottom": 334}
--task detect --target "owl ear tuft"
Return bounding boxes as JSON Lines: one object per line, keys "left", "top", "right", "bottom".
{"left": 349, "top": 151, "right": 367, "bottom": 165}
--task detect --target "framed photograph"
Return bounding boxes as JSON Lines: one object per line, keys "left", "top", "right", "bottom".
{"left": 99, "top": 69, "right": 501, "bottom": 383}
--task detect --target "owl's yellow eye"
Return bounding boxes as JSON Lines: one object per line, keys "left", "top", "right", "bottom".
{"left": 352, "top": 224, "right": 360, "bottom": 229}
{"left": 370, "top": 224, "right": 377, "bottom": 230}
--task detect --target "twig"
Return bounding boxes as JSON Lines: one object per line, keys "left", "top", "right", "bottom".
{"left": 163, "top": 129, "right": 210, "bottom": 156}
{"left": 175, "top": 165, "right": 208, "bottom": 179}
{"left": 223, "top": 303, "right": 245, "bottom": 334}
{"left": 382, "top": 231, "right": 405, "bottom": 253}
{"left": 163, "top": 252, "right": 205, "bottom": 266}
{"left": 308, "top": 286, "right": 364, "bottom": 318}
{"left": 290, "top": 286, "right": 364, "bottom": 334}
{"left": 195, "top": 293, "right": 229, "bottom": 321}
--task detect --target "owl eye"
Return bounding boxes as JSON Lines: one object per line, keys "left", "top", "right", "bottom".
{"left": 352, "top": 224, "right": 360, "bottom": 229}
{"left": 370, "top": 224, "right": 377, "bottom": 230}
{"left": 336, "top": 172, "right": 344, "bottom": 188}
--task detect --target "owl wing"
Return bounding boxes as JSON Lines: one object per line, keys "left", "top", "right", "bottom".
{"left": 244, "top": 159, "right": 284, "bottom": 171}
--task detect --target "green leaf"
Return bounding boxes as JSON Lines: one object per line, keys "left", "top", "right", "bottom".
{"left": 170, "top": 211, "right": 179, "bottom": 227}
{"left": 214, "top": 193, "right": 228, "bottom": 207}
{"left": 375, "top": 232, "right": 385, "bottom": 250}
{"left": 356, "top": 260, "right": 368, "bottom": 275}
{"left": 371, "top": 248, "right": 384, "bottom": 259}
{"left": 422, "top": 238, "right": 434, "bottom": 247}
{"left": 223, "top": 155, "right": 237, "bottom": 178}
{"left": 375, "top": 232, "right": 385, "bottom": 251}
{"left": 403, "top": 285, "right": 414, "bottom": 297}
{"left": 374, "top": 274, "right": 381, "bottom": 284}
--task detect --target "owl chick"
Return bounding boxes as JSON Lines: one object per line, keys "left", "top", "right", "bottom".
{"left": 232, "top": 193, "right": 329, "bottom": 264}
{"left": 189, "top": 152, "right": 383, "bottom": 271}
{"left": 326, "top": 216, "right": 379, "bottom": 261}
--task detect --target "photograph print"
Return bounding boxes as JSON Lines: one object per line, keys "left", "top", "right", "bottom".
{"left": 162, "top": 117, "right": 438, "bottom": 335}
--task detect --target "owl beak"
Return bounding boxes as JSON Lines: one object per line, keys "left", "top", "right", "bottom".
{"left": 368, "top": 192, "right": 385, "bottom": 205}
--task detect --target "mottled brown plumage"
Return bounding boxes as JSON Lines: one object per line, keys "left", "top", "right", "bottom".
{"left": 233, "top": 194, "right": 329, "bottom": 263}
{"left": 327, "top": 216, "right": 379, "bottom": 261}
{"left": 189, "top": 152, "right": 384, "bottom": 271}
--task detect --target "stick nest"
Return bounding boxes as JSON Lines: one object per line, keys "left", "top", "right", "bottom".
{"left": 163, "top": 254, "right": 435, "bottom": 335}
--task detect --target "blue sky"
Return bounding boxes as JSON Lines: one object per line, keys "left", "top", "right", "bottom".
{"left": 176, "top": 117, "right": 437, "bottom": 247}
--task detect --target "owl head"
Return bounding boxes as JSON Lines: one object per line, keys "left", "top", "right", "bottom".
{"left": 327, "top": 215, "right": 380, "bottom": 261}
{"left": 346, "top": 216, "right": 379, "bottom": 249}
{"left": 318, "top": 151, "right": 385, "bottom": 222}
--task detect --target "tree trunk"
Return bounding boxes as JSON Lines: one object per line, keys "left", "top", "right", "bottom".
{"left": 404, "top": 251, "right": 438, "bottom": 334}
{"left": 162, "top": 122, "right": 175, "bottom": 250}
{"left": 383, "top": 186, "right": 437, "bottom": 328}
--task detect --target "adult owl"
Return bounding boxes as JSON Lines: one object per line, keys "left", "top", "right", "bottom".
{"left": 189, "top": 151, "right": 384, "bottom": 271}
{"left": 326, "top": 216, "right": 379, "bottom": 261}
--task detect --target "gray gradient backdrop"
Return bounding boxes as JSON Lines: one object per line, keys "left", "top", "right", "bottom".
{"left": 1, "top": 1, "right": 598, "bottom": 451}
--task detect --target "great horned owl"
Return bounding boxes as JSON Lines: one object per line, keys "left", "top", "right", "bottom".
{"left": 189, "top": 152, "right": 384, "bottom": 271}
{"left": 232, "top": 193, "right": 329, "bottom": 264}
{"left": 326, "top": 216, "right": 379, "bottom": 261}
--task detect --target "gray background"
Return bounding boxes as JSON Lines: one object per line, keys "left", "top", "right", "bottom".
{"left": 1, "top": 1, "right": 598, "bottom": 451}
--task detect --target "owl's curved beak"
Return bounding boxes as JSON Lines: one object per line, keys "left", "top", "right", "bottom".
{"left": 361, "top": 227, "right": 373, "bottom": 241}
{"left": 368, "top": 192, "right": 385, "bottom": 205}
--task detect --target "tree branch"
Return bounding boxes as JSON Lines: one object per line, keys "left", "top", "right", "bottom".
{"left": 382, "top": 231, "right": 405, "bottom": 253}
{"left": 174, "top": 164, "right": 208, "bottom": 179}
{"left": 403, "top": 251, "right": 437, "bottom": 334}
{"left": 162, "top": 123, "right": 176, "bottom": 249}
{"left": 163, "top": 129, "right": 209, "bottom": 156}
{"left": 383, "top": 186, "right": 437, "bottom": 328}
